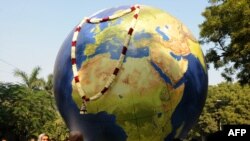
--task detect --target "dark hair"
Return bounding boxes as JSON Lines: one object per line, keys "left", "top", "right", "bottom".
{"left": 69, "top": 131, "right": 83, "bottom": 141}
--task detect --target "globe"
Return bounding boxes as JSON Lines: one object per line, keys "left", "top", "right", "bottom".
{"left": 54, "top": 5, "right": 208, "bottom": 141}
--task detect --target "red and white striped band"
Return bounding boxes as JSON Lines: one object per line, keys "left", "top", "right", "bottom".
{"left": 71, "top": 5, "right": 140, "bottom": 111}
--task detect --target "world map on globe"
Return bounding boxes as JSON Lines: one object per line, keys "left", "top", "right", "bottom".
{"left": 54, "top": 5, "right": 208, "bottom": 141}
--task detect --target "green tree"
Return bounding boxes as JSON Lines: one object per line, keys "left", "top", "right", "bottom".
{"left": 188, "top": 83, "right": 250, "bottom": 139}
{"left": 42, "top": 74, "right": 54, "bottom": 95}
{"left": 200, "top": 0, "right": 250, "bottom": 85}
{"left": 0, "top": 82, "right": 68, "bottom": 141}
{"left": 43, "top": 113, "right": 69, "bottom": 140}
{"left": 14, "top": 66, "right": 44, "bottom": 90}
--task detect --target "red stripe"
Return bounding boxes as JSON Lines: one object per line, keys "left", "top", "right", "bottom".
{"left": 113, "top": 68, "right": 120, "bottom": 75}
{"left": 130, "top": 6, "right": 136, "bottom": 11}
{"left": 134, "top": 14, "right": 138, "bottom": 19}
{"left": 101, "top": 87, "right": 108, "bottom": 94}
{"left": 122, "top": 46, "right": 127, "bottom": 55}
{"left": 86, "top": 18, "right": 91, "bottom": 23}
{"left": 74, "top": 76, "right": 79, "bottom": 83}
{"left": 72, "top": 41, "right": 77, "bottom": 46}
{"left": 75, "top": 27, "right": 81, "bottom": 32}
{"left": 82, "top": 96, "right": 90, "bottom": 102}
{"left": 71, "top": 58, "right": 76, "bottom": 64}
{"left": 101, "top": 17, "right": 109, "bottom": 22}
{"left": 128, "top": 28, "right": 134, "bottom": 35}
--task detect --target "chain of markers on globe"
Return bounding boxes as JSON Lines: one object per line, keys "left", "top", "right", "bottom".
{"left": 70, "top": 5, "right": 140, "bottom": 114}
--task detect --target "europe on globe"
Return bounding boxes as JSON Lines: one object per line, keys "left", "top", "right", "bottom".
{"left": 53, "top": 5, "right": 208, "bottom": 141}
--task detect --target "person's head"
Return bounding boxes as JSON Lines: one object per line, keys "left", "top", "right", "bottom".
{"left": 30, "top": 138, "right": 36, "bottom": 141}
{"left": 29, "top": 135, "right": 37, "bottom": 141}
{"left": 69, "top": 131, "right": 83, "bottom": 141}
{"left": 38, "top": 133, "right": 49, "bottom": 141}
{"left": 1, "top": 137, "right": 7, "bottom": 141}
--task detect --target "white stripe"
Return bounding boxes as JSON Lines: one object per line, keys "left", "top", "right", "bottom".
{"left": 126, "top": 8, "right": 133, "bottom": 13}
{"left": 90, "top": 92, "right": 102, "bottom": 101}
{"left": 135, "top": 8, "right": 140, "bottom": 14}
{"left": 78, "top": 89, "right": 86, "bottom": 97}
{"left": 76, "top": 83, "right": 86, "bottom": 97}
{"left": 109, "top": 13, "right": 121, "bottom": 19}
{"left": 72, "top": 66, "right": 78, "bottom": 77}
{"left": 71, "top": 47, "right": 76, "bottom": 58}
{"left": 76, "top": 82, "right": 81, "bottom": 88}
{"left": 116, "top": 60, "right": 123, "bottom": 68}
{"left": 111, "top": 74, "right": 116, "bottom": 80}
{"left": 109, "top": 9, "right": 130, "bottom": 19}
{"left": 90, "top": 18, "right": 102, "bottom": 23}
{"left": 119, "top": 54, "right": 125, "bottom": 62}
{"left": 130, "top": 20, "right": 136, "bottom": 28}
{"left": 105, "top": 74, "right": 115, "bottom": 87}
{"left": 124, "top": 35, "right": 131, "bottom": 47}
{"left": 118, "top": 54, "right": 125, "bottom": 61}
{"left": 73, "top": 32, "right": 79, "bottom": 41}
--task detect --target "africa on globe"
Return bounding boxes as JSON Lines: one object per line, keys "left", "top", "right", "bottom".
{"left": 53, "top": 4, "right": 208, "bottom": 141}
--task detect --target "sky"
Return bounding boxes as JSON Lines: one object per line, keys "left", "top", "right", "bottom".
{"left": 0, "top": 0, "right": 224, "bottom": 85}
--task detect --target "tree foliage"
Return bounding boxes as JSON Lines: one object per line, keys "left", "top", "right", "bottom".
{"left": 188, "top": 83, "right": 250, "bottom": 139}
{"left": 14, "top": 67, "right": 54, "bottom": 95}
{"left": 200, "top": 0, "right": 250, "bottom": 85}
{"left": 43, "top": 74, "right": 54, "bottom": 95}
{"left": 14, "top": 66, "right": 44, "bottom": 90}
{"left": 0, "top": 82, "right": 68, "bottom": 140}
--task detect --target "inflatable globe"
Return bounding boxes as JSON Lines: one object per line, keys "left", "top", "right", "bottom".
{"left": 54, "top": 5, "right": 208, "bottom": 141}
